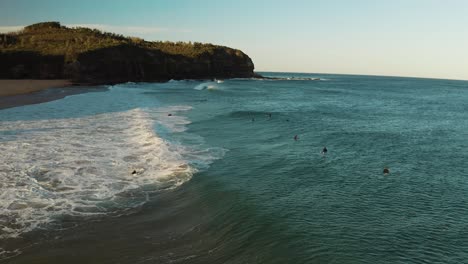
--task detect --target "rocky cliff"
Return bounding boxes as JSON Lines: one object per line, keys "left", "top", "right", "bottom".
{"left": 0, "top": 22, "right": 255, "bottom": 83}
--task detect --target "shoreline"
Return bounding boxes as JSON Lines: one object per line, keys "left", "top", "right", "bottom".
{"left": 0, "top": 79, "right": 73, "bottom": 97}
{"left": 0, "top": 76, "right": 264, "bottom": 110}
{"left": 0, "top": 79, "right": 107, "bottom": 110}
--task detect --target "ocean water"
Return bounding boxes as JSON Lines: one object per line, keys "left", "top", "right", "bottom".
{"left": 1, "top": 73, "right": 468, "bottom": 263}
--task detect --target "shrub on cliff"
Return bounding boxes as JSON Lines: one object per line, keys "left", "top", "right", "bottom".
{"left": 1, "top": 22, "right": 244, "bottom": 60}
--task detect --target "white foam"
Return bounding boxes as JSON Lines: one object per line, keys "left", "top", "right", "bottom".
{"left": 0, "top": 106, "right": 222, "bottom": 239}
{"left": 194, "top": 82, "right": 217, "bottom": 90}
{"left": 0, "top": 248, "right": 21, "bottom": 260}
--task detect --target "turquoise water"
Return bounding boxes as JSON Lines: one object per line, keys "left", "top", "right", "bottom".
{"left": 1, "top": 73, "right": 468, "bottom": 263}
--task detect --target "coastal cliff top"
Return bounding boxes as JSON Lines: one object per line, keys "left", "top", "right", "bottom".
{"left": 0, "top": 22, "right": 249, "bottom": 62}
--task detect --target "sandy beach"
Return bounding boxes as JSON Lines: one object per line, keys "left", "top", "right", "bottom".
{"left": 0, "top": 80, "right": 104, "bottom": 110}
{"left": 0, "top": 79, "right": 72, "bottom": 97}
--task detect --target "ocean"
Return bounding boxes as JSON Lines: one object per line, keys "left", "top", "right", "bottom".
{"left": 1, "top": 73, "right": 468, "bottom": 263}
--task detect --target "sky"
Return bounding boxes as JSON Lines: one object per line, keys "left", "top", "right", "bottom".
{"left": 1, "top": 0, "right": 468, "bottom": 80}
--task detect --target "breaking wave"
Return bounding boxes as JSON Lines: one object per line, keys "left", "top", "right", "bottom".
{"left": 194, "top": 82, "right": 218, "bottom": 91}
{"left": 0, "top": 105, "right": 223, "bottom": 239}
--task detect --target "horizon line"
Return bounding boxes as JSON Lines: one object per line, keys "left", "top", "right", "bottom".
{"left": 255, "top": 70, "right": 468, "bottom": 82}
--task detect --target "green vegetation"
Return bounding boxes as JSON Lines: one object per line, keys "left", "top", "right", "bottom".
{"left": 0, "top": 22, "right": 240, "bottom": 61}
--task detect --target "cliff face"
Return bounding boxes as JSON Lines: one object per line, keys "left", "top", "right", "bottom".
{"left": 0, "top": 22, "right": 255, "bottom": 83}
{"left": 72, "top": 45, "right": 254, "bottom": 83}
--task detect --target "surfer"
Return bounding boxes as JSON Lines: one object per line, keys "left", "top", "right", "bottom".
{"left": 268, "top": 113, "right": 272, "bottom": 119}
{"left": 131, "top": 170, "right": 137, "bottom": 175}
{"left": 321, "top": 146, "right": 328, "bottom": 155}
{"left": 294, "top": 135, "right": 299, "bottom": 141}
{"left": 383, "top": 167, "right": 390, "bottom": 174}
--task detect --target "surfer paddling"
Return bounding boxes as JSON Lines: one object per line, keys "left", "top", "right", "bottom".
{"left": 321, "top": 146, "right": 328, "bottom": 155}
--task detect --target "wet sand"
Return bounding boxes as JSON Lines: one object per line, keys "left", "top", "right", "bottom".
{"left": 0, "top": 80, "right": 105, "bottom": 110}
{"left": 0, "top": 79, "right": 72, "bottom": 97}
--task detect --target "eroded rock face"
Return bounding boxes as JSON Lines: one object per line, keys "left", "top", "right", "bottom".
{"left": 0, "top": 45, "right": 254, "bottom": 83}
{"left": 0, "top": 51, "right": 65, "bottom": 79}
{"left": 73, "top": 45, "right": 254, "bottom": 83}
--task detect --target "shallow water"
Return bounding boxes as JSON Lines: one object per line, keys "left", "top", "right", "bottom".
{"left": 1, "top": 73, "right": 468, "bottom": 263}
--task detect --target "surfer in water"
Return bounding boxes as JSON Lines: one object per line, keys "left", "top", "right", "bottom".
{"left": 294, "top": 135, "right": 299, "bottom": 141}
{"left": 321, "top": 146, "right": 328, "bottom": 155}
{"left": 383, "top": 167, "right": 390, "bottom": 174}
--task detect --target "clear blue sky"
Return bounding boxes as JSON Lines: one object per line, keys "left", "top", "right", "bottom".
{"left": 1, "top": 0, "right": 468, "bottom": 80}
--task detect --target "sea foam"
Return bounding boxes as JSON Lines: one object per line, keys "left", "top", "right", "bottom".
{"left": 194, "top": 82, "right": 218, "bottom": 90}
{"left": 0, "top": 105, "right": 221, "bottom": 239}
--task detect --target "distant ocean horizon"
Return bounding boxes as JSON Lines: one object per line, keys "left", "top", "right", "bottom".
{"left": 1, "top": 72, "right": 468, "bottom": 263}
{"left": 257, "top": 71, "right": 468, "bottom": 82}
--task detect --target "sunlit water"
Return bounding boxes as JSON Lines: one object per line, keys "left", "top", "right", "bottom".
{"left": 1, "top": 73, "right": 468, "bottom": 263}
